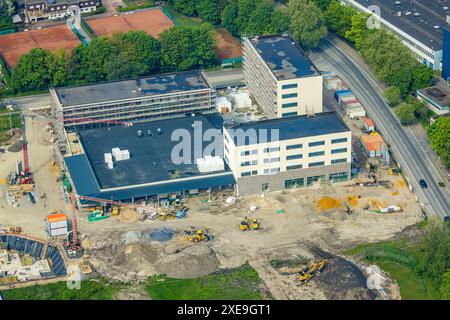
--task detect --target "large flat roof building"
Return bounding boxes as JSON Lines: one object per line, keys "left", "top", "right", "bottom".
{"left": 51, "top": 70, "right": 216, "bottom": 128}
{"left": 223, "top": 112, "right": 352, "bottom": 195}
{"left": 64, "top": 113, "right": 235, "bottom": 203}
{"left": 342, "top": 0, "right": 449, "bottom": 70}
{"left": 444, "top": 26, "right": 450, "bottom": 81}
{"left": 243, "top": 35, "right": 323, "bottom": 118}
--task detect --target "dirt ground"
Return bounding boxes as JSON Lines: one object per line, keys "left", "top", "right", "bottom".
{"left": 215, "top": 28, "right": 243, "bottom": 61}
{"left": 0, "top": 108, "right": 421, "bottom": 300}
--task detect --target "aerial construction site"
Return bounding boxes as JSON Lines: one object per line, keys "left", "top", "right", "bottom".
{"left": 0, "top": 33, "right": 428, "bottom": 300}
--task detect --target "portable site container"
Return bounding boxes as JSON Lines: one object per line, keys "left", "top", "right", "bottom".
{"left": 49, "top": 227, "right": 67, "bottom": 237}
{"left": 48, "top": 220, "right": 67, "bottom": 230}
{"left": 334, "top": 89, "right": 353, "bottom": 101}
{"left": 364, "top": 118, "right": 375, "bottom": 132}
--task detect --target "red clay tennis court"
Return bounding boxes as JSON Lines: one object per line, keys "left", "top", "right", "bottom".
{"left": 215, "top": 28, "right": 243, "bottom": 61}
{"left": 0, "top": 9, "right": 174, "bottom": 68}
{"left": 0, "top": 24, "right": 79, "bottom": 68}
{"left": 88, "top": 9, "right": 174, "bottom": 38}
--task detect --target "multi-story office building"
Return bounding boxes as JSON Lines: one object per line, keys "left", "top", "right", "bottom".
{"left": 223, "top": 112, "right": 352, "bottom": 195}
{"left": 24, "top": 0, "right": 99, "bottom": 22}
{"left": 443, "top": 26, "right": 450, "bottom": 81}
{"left": 341, "top": 0, "right": 448, "bottom": 71}
{"left": 50, "top": 70, "right": 217, "bottom": 129}
{"left": 243, "top": 35, "right": 323, "bottom": 118}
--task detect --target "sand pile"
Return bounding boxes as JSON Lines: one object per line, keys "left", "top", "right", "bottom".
{"left": 7, "top": 140, "right": 24, "bottom": 152}
{"left": 154, "top": 245, "right": 219, "bottom": 279}
{"left": 120, "top": 208, "right": 138, "bottom": 223}
{"left": 316, "top": 197, "right": 343, "bottom": 211}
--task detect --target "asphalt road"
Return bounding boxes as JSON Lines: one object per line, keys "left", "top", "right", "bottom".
{"left": 309, "top": 39, "right": 450, "bottom": 219}
{"left": 8, "top": 93, "right": 51, "bottom": 111}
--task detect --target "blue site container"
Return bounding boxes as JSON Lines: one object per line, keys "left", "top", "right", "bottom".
{"left": 334, "top": 89, "right": 353, "bottom": 101}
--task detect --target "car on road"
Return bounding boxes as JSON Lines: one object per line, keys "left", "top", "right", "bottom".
{"left": 419, "top": 179, "right": 428, "bottom": 188}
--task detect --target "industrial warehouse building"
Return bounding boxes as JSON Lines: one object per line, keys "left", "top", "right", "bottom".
{"left": 341, "top": 0, "right": 448, "bottom": 71}
{"left": 223, "top": 112, "right": 352, "bottom": 196}
{"left": 64, "top": 113, "right": 236, "bottom": 204}
{"left": 243, "top": 35, "right": 323, "bottom": 118}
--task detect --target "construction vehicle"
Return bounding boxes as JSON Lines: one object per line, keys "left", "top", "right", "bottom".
{"left": 185, "top": 228, "right": 212, "bottom": 243}
{"left": 79, "top": 261, "right": 93, "bottom": 274}
{"left": 298, "top": 269, "right": 313, "bottom": 284}
{"left": 388, "top": 167, "right": 398, "bottom": 175}
{"left": 297, "top": 259, "right": 328, "bottom": 284}
{"left": 239, "top": 217, "right": 260, "bottom": 231}
{"left": 342, "top": 201, "right": 352, "bottom": 215}
{"left": 65, "top": 193, "right": 82, "bottom": 259}
{"left": 111, "top": 206, "right": 120, "bottom": 216}
{"left": 8, "top": 227, "right": 22, "bottom": 234}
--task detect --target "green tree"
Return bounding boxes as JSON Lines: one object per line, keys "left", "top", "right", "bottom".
{"left": 0, "top": 0, "right": 15, "bottom": 31}
{"left": 173, "top": 0, "right": 197, "bottom": 17}
{"left": 159, "top": 24, "right": 216, "bottom": 71}
{"left": 50, "top": 49, "right": 69, "bottom": 87}
{"left": 383, "top": 86, "right": 401, "bottom": 107}
{"left": 440, "top": 270, "right": 450, "bottom": 299}
{"left": 11, "top": 48, "right": 56, "bottom": 91}
{"left": 411, "top": 63, "right": 433, "bottom": 92}
{"left": 68, "top": 37, "right": 115, "bottom": 84}
{"left": 270, "top": 6, "right": 291, "bottom": 34}
{"left": 395, "top": 102, "right": 417, "bottom": 125}
{"left": 344, "top": 12, "right": 370, "bottom": 49}
{"left": 106, "top": 30, "right": 161, "bottom": 80}
{"left": 427, "top": 117, "right": 450, "bottom": 167}
{"left": 417, "top": 219, "right": 450, "bottom": 286}
{"left": 289, "top": 0, "right": 327, "bottom": 49}
{"left": 197, "top": 0, "right": 221, "bottom": 25}
{"left": 236, "top": 0, "right": 256, "bottom": 35}
{"left": 221, "top": 0, "right": 239, "bottom": 36}
{"left": 311, "top": 0, "right": 332, "bottom": 11}
{"left": 324, "top": 0, "right": 353, "bottom": 37}
{"left": 245, "top": 0, "right": 274, "bottom": 36}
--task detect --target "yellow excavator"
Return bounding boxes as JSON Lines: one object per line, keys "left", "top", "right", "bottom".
{"left": 185, "top": 228, "right": 212, "bottom": 243}
{"left": 239, "top": 217, "right": 260, "bottom": 231}
{"left": 297, "top": 259, "right": 328, "bottom": 284}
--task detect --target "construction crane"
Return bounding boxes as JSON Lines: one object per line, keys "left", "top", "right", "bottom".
{"left": 18, "top": 115, "right": 32, "bottom": 184}
{"left": 65, "top": 193, "right": 82, "bottom": 259}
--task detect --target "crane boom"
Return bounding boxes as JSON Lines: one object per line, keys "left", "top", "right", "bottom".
{"left": 74, "top": 194, "right": 149, "bottom": 210}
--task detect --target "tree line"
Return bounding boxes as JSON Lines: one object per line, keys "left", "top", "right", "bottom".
{"left": 10, "top": 24, "right": 217, "bottom": 92}
{"left": 0, "top": 0, "right": 15, "bottom": 32}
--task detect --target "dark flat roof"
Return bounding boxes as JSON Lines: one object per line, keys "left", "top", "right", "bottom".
{"left": 226, "top": 112, "right": 350, "bottom": 146}
{"left": 250, "top": 35, "right": 318, "bottom": 80}
{"left": 75, "top": 113, "right": 228, "bottom": 189}
{"left": 417, "top": 80, "right": 450, "bottom": 108}
{"left": 55, "top": 71, "right": 210, "bottom": 106}
{"left": 353, "top": 0, "right": 448, "bottom": 50}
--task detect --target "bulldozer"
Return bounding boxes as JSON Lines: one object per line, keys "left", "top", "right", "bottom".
{"left": 239, "top": 217, "right": 260, "bottom": 231}
{"left": 185, "top": 228, "right": 212, "bottom": 243}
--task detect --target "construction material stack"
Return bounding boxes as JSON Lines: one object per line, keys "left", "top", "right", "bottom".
{"left": 47, "top": 213, "right": 68, "bottom": 237}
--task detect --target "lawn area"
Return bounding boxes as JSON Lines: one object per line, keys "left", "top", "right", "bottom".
{"left": 0, "top": 110, "right": 20, "bottom": 144}
{"left": 344, "top": 239, "right": 439, "bottom": 300}
{"left": 163, "top": 4, "right": 203, "bottom": 27}
{"left": 2, "top": 279, "right": 127, "bottom": 300}
{"left": 145, "top": 264, "right": 267, "bottom": 300}
{"left": 117, "top": 0, "right": 156, "bottom": 13}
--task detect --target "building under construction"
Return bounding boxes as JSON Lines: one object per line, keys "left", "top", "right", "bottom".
{"left": 50, "top": 70, "right": 216, "bottom": 129}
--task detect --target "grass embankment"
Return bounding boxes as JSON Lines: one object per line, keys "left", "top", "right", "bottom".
{"left": 344, "top": 239, "right": 439, "bottom": 300}
{"left": 117, "top": 0, "right": 156, "bottom": 13}
{"left": 2, "top": 278, "right": 127, "bottom": 300}
{"left": 145, "top": 264, "right": 266, "bottom": 300}
{"left": 3, "top": 264, "right": 267, "bottom": 300}
{"left": 0, "top": 109, "right": 20, "bottom": 144}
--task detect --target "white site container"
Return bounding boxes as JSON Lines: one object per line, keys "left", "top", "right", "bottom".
{"left": 49, "top": 227, "right": 67, "bottom": 237}
{"left": 48, "top": 220, "right": 67, "bottom": 230}
{"left": 121, "top": 150, "right": 130, "bottom": 160}
{"left": 112, "top": 147, "right": 121, "bottom": 159}
{"left": 107, "top": 160, "right": 114, "bottom": 169}
{"left": 104, "top": 153, "right": 112, "bottom": 163}
{"left": 215, "top": 97, "right": 232, "bottom": 113}
{"left": 197, "top": 158, "right": 206, "bottom": 173}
